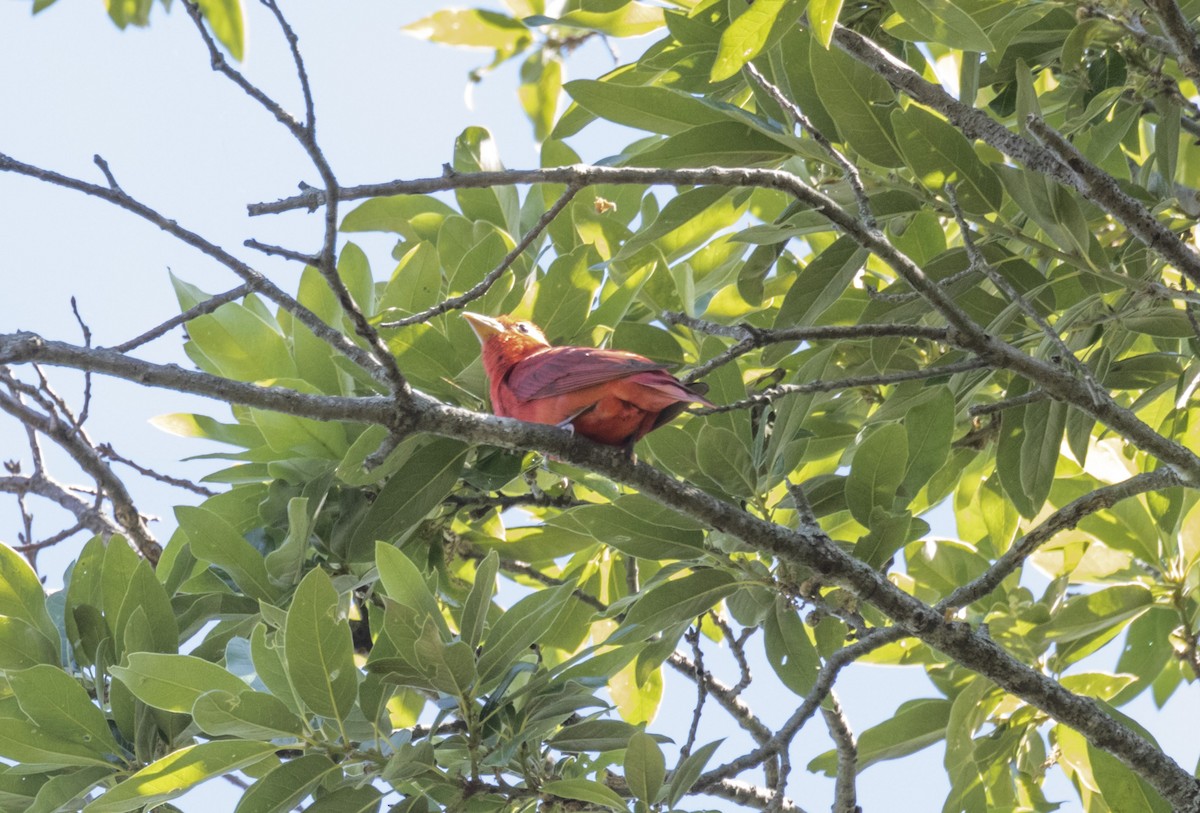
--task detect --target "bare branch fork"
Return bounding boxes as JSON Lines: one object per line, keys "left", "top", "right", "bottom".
{"left": 0, "top": 150, "right": 385, "bottom": 384}
{"left": 181, "top": 0, "right": 412, "bottom": 403}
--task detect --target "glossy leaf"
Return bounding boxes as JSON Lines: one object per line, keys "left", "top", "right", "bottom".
{"left": 111, "top": 653, "right": 248, "bottom": 713}
{"left": 82, "top": 741, "right": 277, "bottom": 813}
{"left": 284, "top": 568, "right": 357, "bottom": 721}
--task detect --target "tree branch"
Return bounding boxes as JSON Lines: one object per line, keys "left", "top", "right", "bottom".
{"left": 0, "top": 151, "right": 386, "bottom": 383}
{"left": 939, "top": 469, "right": 1181, "bottom": 612}
{"left": 380, "top": 183, "right": 581, "bottom": 329}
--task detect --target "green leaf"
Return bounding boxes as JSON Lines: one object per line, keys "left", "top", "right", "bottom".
{"left": 809, "top": 38, "right": 902, "bottom": 167}
{"left": 176, "top": 505, "right": 279, "bottom": 602}
{"left": 234, "top": 753, "right": 340, "bottom": 813}
{"left": 892, "top": 105, "right": 1002, "bottom": 214}
{"left": 996, "top": 377, "right": 1036, "bottom": 518}
{"left": 374, "top": 542, "right": 450, "bottom": 638}
{"left": 565, "top": 80, "right": 728, "bottom": 136}
{"left": 625, "top": 730, "right": 666, "bottom": 804}
{"left": 519, "top": 51, "right": 563, "bottom": 141}
{"left": 477, "top": 582, "right": 575, "bottom": 690}
{"left": 764, "top": 599, "right": 819, "bottom": 695}
{"left": 250, "top": 625, "right": 303, "bottom": 715}
{"left": 533, "top": 245, "right": 604, "bottom": 341}
{"left": 550, "top": 718, "right": 642, "bottom": 752}
{"left": 303, "top": 785, "right": 383, "bottom": 813}
{"left": 8, "top": 665, "right": 122, "bottom": 756}
{"left": 1019, "top": 398, "right": 1067, "bottom": 519}
{"left": 27, "top": 766, "right": 115, "bottom": 813}
{"left": 0, "top": 616, "right": 59, "bottom": 670}
{"left": 888, "top": 0, "right": 993, "bottom": 51}
{"left": 348, "top": 438, "right": 468, "bottom": 559}
{"left": 0, "top": 717, "right": 114, "bottom": 768}
{"left": 711, "top": 0, "right": 801, "bottom": 82}
{"left": 285, "top": 568, "right": 357, "bottom": 721}
{"left": 115, "top": 559, "right": 178, "bottom": 655}
{"left": 82, "top": 741, "right": 277, "bottom": 813}
{"left": 462, "top": 550, "right": 499, "bottom": 650}
{"left": 623, "top": 122, "right": 794, "bottom": 169}
{"left": 774, "top": 235, "right": 868, "bottom": 327}
{"left": 808, "top": 0, "right": 843, "bottom": 47}
{"left": 342, "top": 195, "right": 456, "bottom": 239}
{"left": 809, "top": 698, "right": 952, "bottom": 774}
{"left": 264, "top": 497, "right": 313, "bottom": 588}
{"left": 0, "top": 541, "right": 58, "bottom": 643}
{"left": 617, "top": 570, "right": 739, "bottom": 640}
{"left": 551, "top": 494, "right": 705, "bottom": 559}
{"left": 171, "top": 274, "right": 295, "bottom": 383}
{"left": 901, "top": 389, "right": 954, "bottom": 497}
{"left": 855, "top": 509, "right": 918, "bottom": 568}
{"left": 194, "top": 0, "right": 245, "bottom": 61}
{"left": 665, "top": 739, "right": 723, "bottom": 807}
{"left": 192, "top": 689, "right": 305, "bottom": 739}
{"left": 550, "top": 1, "right": 664, "bottom": 36}
{"left": 111, "top": 653, "right": 248, "bottom": 713}
{"left": 454, "top": 127, "right": 520, "bottom": 233}
{"left": 1042, "top": 585, "right": 1153, "bottom": 643}
{"left": 404, "top": 8, "right": 530, "bottom": 49}
{"left": 845, "top": 423, "right": 907, "bottom": 526}
{"left": 542, "top": 778, "right": 628, "bottom": 811}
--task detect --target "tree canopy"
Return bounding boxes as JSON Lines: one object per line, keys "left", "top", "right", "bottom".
{"left": 4, "top": 0, "right": 1200, "bottom": 811}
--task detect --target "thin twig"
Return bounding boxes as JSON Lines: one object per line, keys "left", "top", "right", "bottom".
{"left": 696, "top": 357, "right": 990, "bottom": 415}
{"left": 968, "top": 388, "right": 1049, "bottom": 417}
{"left": 939, "top": 469, "right": 1180, "bottom": 612}
{"left": 112, "top": 282, "right": 258, "bottom": 353}
{"left": 665, "top": 312, "right": 950, "bottom": 384}
{"left": 1143, "top": 0, "right": 1200, "bottom": 86}
{"left": 97, "top": 443, "right": 216, "bottom": 497}
{"left": 699, "top": 628, "right": 906, "bottom": 787}
{"left": 681, "top": 624, "right": 707, "bottom": 759}
{"left": 0, "top": 151, "right": 385, "bottom": 382}
{"left": 69, "top": 297, "right": 93, "bottom": 427}
{"left": 948, "top": 184, "right": 1096, "bottom": 387}
{"left": 243, "top": 239, "right": 319, "bottom": 265}
{"left": 183, "top": 0, "right": 411, "bottom": 400}
{"left": 744, "top": 62, "right": 873, "bottom": 228}
{"left": 379, "top": 183, "right": 582, "bottom": 329}
{"left": 0, "top": 386, "right": 160, "bottom": 562}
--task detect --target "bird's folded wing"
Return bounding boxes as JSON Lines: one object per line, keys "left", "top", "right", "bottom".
{"left": 506, "top": 346, "right": 667, "bottom": 400}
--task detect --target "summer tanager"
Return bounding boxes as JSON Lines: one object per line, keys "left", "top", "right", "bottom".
{"left": 463, "top": 312, "right": 711, "bottom": 450}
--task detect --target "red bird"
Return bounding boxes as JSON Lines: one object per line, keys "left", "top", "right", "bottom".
{"left": 463, "top": 312, "right": 711, "bottom": 451}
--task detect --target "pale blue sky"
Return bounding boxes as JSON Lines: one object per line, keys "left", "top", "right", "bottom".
{"left": 1, "top": 3, "right": 1195, "bottom": 811}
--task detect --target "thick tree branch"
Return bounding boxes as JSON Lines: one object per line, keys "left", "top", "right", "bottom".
{"left": 831, "top": 24, "right": 1200, "bottom": 287}
{"left": 821, "top": 695, "right": 859, "bottom": 813}
{"left": 1144, "top": 0, "right": 1200, "bottom": 86}
{"left": 7, "top": 327, "right": 1200, "bottom": 806}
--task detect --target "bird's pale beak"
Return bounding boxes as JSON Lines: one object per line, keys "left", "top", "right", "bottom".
{"left": 462, "top": 312, "right": 504, "bottom": 343}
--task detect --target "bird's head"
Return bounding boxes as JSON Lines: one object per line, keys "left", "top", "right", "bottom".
{"left": 462, "top": 312, "right": 551, "bottom": 372}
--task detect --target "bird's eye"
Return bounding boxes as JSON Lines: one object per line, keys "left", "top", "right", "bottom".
{"left": 516, "top": 323, "right": 530, "bottom": 334}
